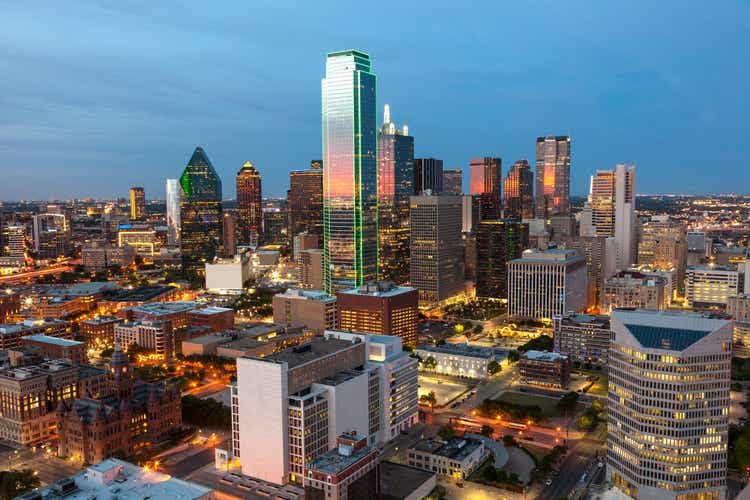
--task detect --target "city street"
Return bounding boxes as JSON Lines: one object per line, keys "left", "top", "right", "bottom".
{"left": 0, "top": 445, "right": 82, "bottom": 487}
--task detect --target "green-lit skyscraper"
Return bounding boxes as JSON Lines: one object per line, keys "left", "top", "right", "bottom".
{"left": 179, "top": 146, "right": 223, "bottom": 273}
{"left": 321, "top": 50, "right": 378, "bottom": 293}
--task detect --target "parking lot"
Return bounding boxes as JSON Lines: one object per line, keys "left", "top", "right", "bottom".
{"left": 418, "top": 375, "right": 473, "bottom": 407}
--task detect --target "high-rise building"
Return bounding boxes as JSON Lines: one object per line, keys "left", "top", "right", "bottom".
{"left": 262, "top": 208, "right": 287, "bottom": 244}
{"left": 534, "top": 136, "right": 571, "bottom": 219}
{"left": 559, "top": 235, "right": 617, "bottom": 307}
{"left": 638, "top": 215, "right": 687, "bottom": 291}
{"left": 600, "top": 270, "right": 667, "bottom": 314}
{"left": 273, "top": 289, "right": 337, "bottom": 334}
{"left": 288, "top": 161, "right": 323, "bottom": 238}
{"left": 409, "top": 194, "right": 464, "bottom": 306}
{"left": 165, "top": 179, "right": 181, "bottom": 246}
{"left": 322, "top": 50, "right": 378, "bottom": 293}
{"left": 552, "top": 314, "right": 610, "bottom": 365}
{"left": 236, "top": 161, "right": 262, "bottom": 247}
{"left": 222, "top": 211, "right": 237, "bottom": 257}
{"left": 469, "top": 157, "right": 502, "bottom": 220}
{"left": 503, "top": 160, "right": 534, "bottom": 220}
{"left": 129, "top": 187, "right": 146, "bottom": 220}
{"left": 378, "top": 104, "right": 414, "bottom": 284}
{"left": 588, "top": 164, "right": 636, "bottom": 270}
{"left": 443, "top": 168, "right": 463, "bottom": 195}
{"left": 508, "top": 248, "right": 588, "bottom": 320}
{"left": 475, "top": 220, "right": 529, "bottom": 299}
{"left": 336, "top": 281, "right": 419, "bottom": 348}
{"left": 32, "top": 213, "right": 70, "bottom": 259}
{"left": 685, "top": 264, "right": 742, "bottom": 308}
{"left": 413, "top": 158, "right": 443, "bottom": 195}
{"left": 299, "top": 248, "right": 324, "bottom": 289}
{"left": 607, "top": 309, "right": 731, "bottom": 499}
{"left": 179, "top": 147, "right": 223, "bottom": 272}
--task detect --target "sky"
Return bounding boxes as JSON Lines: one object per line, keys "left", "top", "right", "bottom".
{"left": 1, "top": 1, "right": 749, "bottom": 200}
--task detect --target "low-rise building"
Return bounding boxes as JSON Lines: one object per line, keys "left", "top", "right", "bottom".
{"left": 0, "top": 318, "right": 72, "bottom": 349}
{"left": 80, "top": 316, "right": 123, "bottom": 349}
{"left": 553, "top": 314, "right": 611, "bottom": 365}
{"left": 115, "top": 320, "right": 174, "bottom": 359}
{"left": 205, "top": 254, "right": 251, "bottom": 294}
{"left": 407, "top": 437, "right": 485, "bottom": 480}
{"left": 216, "top": 330, "right": 316, "bottom": 359}
{"left": 82, "top": 241, "right": 136, "bottom": 272}
{"left": 518, "top": 350, "right": 570, "bottom": 388}
{"left": 186, "top": 306, "right": 235, "bottom": 333}
{"left": 22, "top": 334, "right": 86, "bottom": 364}
{"left": 415, "top": 344, "right": 506, "bottom": 379}
{"left": 600, "top": 270, "right": 667, "bottom": 314}
{"left": 273, "top": 288, "right": 337, "bottom": 334}
{"left": 303, "top": 432, "right": 379, "bottom": 500}
{"left": 96, "top": 285, "right": 182, "bottom": 315}
{"left": 378, "top": 462, "right": 437, "bottom": 500}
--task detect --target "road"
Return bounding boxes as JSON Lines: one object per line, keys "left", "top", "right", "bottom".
{"left": 537, "top": 435, "right": 605, "bottom": 500}
{"left": 0, "top": 445, "right": 82, "bottom": 486}
{"left": 0, "top": 265, "right": 72, "bottom": 284}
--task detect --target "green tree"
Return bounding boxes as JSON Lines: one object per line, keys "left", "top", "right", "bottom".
{"left": 482, "top": 466, "right": 497, "bottom": 482}
{"left": 502, "top": 434, "right": 517, "bottom": 447}
{"left": 437, "top": 425, "right": 456, "bottom": 441}
{"left": 577, "top": 413, "right": 594, "bottom": 429}
{"left": 0, "top": 469, "right": 41, "bottom": 499}
{"left": 419, "top": 391, "right": 438, "bottom": 407}
{"left": 507, "top": 350, "right": 520, "bottom": 363}
{"left": 480, "top": 424, "right": 494, "bottom": 437}
{"left": 591, "top": 400, "right": 605, "bottom": 413}
{"left": 422, "top": 356, "right": 437, "bottom": 372}
{"left": 487, "top": 360, "right": 501, "bottom": 375}
{"left": 557, "top": 392, "right": 580, "bottom": 413}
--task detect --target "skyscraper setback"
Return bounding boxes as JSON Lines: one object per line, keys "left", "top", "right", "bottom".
{"left": 179, "top": 147, "right": 223, "bottom": 272}
{"left": 469, "top": 157, "right": 502, "bottom": 220}
{"left": 534, "top": 136, "right": 571, "bottom": 219}
{"left": 236, "top": 161, "right": 262, "bottom": 246}
{"left": 288, "top": 161, "right": 323, "bottom": 238}
{"left": 503, "top": 160, "right": 534, "bottom": 219}
{"left": 321, "top": 50, "right": 378, "bottom": 293}
{"left": 377, "top": 104, "right": 414, "bottom": 284}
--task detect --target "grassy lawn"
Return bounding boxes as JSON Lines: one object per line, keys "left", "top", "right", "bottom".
{"left": 521, "top": 443, "right": 550, "bottom": 463}
{"left": 580, "top": 370, "right": 608, "bottom": 397}
{"left": 496, "top": 391, "right": 560, "bottom": 418}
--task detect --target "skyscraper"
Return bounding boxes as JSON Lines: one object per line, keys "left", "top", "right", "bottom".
{"left": 179, "top": 147, "right": 223, "bottom": 272}
{"left": 638, "top": 215, "right": 687, "bottom": 292}
{"left": 322, "top": 50, "right": 378, "bottom": 293}
{"left": 588, "top": 164, "right": 636, "bottom": 270}
{"left": 222, "top": 211, "right": 237, "bottom": 257}
{"left": 129, "top": 187, "right": 146, "bottom": 220}
{"left": 503, "top": 160, "right": 534, "bottom": 220}
{"left": 288, "top": 161, "right": 323, "bottom": 238}
{"left": 469, "top": 157, "right": 502, "bottom": 220}
{"left": 534, "top": 136, "right": 571, "bottom": 219}
{"left": 165, "top": 179, "right": 180, "bottom": 246}
{"left": 378, "top": 104, "right": 414, "bottom": 284}
{"left": 413, "top": 158, "right": 443, "bottom": 195}
{"left": 443, "top": 168, "right": 463, "bottom": 195}
{"left": 236, "top": 161, "right": 262, "bottom": 247}
{"left": 32, "top": 213, "right": 70, "bottom": 259}
{"left": 475, "top": 220, "right": 528, "bottom": 299}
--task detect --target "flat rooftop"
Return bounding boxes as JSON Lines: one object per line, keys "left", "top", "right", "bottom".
{"left": 379, "top": 462, "right": 435, "bottom": 500}
{"left": 262, "top": 336, "right": 361, "bottom": 369}
{"left": 82, "top": 316, "right": 123, "bottom": 325}
{"left": 23, "top": 334, "right": 83, "bottom": 347}
{"left": 131, "top": 301, "right": 203, "bottom": 315}
{"left": 276, "top": 288, "right": 335, "bottom": 301}
{"left": 338, "top": 281, "right": 417, "bottom": 298}
{"left": 523, "top": 350, "right": 568, "bottom": 361}
{"left": 411, "top": 437, "right": 483, "bottom": 462}
{"left": 100, "top": 285, "right": 177, "bottom": 302}
{"left": 190, "top": 306, "right": 233, "bottom": 315}
{"left": 0, "top": 318, "right": 68, "bottom": 335}
{"left": 417, "top": 343, "right": 505, "bottom": 360}
{"left": 612, "top": 309, "right": 730, "bottom": 351}
{"left": 306, "top": 440, "right": 373, "bottom": 476}
{"left": 557, "top": 314, "right": 610, "bottom": 328}
{"left": 513, "top": 248, "right": 582, "bottom": 264}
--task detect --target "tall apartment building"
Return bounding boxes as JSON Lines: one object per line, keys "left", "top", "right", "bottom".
{"left": 273, "top": 289, "right": 337, "bottom": 334}
{"left": 534, "top": 136, "right": 571, "bottom": 219}
{"left": 607, "top": 309, "right": 731, "bottom": 499}
{"left": 129, "top": 186, "right": 146, "bottom": 220}
{"left": 686, "top": 265, "right": 742, "bottom": 309}
{"left": 409, "top": 194, "right": 464, "bottom": 306}
{"left": 600, "top": 271, "right": 667, "bottom": 314}
{"left": 469, "top": 157, "right": 502, "bottom": 220}
{"left": 115, "top": 320, "right": 174, "bottom": 359}
{"left": 475, "top": 220, "right": 528, "bottom": 299}
{"left": 552, "top": 314, "right": 610, "bottom": 365}
{"left": 288, "top": 161, "right": 323, "bottom": 238}
{"left": 336, "top": 282, "right": 419, "bottom": 348}
{"left": 298, "top": 248, "right": 324, "bottom": 289}
{"left": 637, "top": 215, "right": 687, "bottom": 290}
{"left": 443, "top": 168, "right": 463, "bottom": 195}
{"left": 503, "top": 160, "right": 534, "bottom": 220}
{"left": 507, "top": 248, "right": 588, "bottom": 320}
{"left": 413, "top": 158, "right": 443, "bottom": 195}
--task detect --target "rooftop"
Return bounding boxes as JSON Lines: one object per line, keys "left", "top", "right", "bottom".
{"left": 523, "top": 350, "right": 568, "bottom": 361}
{"left": 612, "top": 309, "right": 730, "bottom": 351}
{"left": 378, "top": 462, "right": 435, "bottom": 500}
{"left": 189, "top": 306, "right": 232, "bottom": 315}
{"left": 22, "top": 334, "right": 83, "bottom": 347}
{"left": 100, "top": 285, "right": 177, "bottom": 303}
{"left": 262, "top": 336, "right": 361, "bottom": 369}
{"left": 411, "top": 437, "right": 483, "bottom": 462}
{"left": 0, "top": 318, "right": 69, "bottom": 335}
{"left": 416, "top": 343, "right": 505, "bottom": 360}
{"left": 556, "top": 314, "right": 610, "bottom": 328}
{"left": 82, "top": 315, "right": 123, "bottom": 325}
{"left": 338, "top": 281, "right": 417, "bottom": 298}
{"left": 514, "top": 248, "right": 583, "bottom": 264}
{"left": 276, "top": 288, "right": 336, "bottom": 302}
{"left": 130, "top": 301, "right": 203, "bottom": 316}
{"left": 306, "top": 432, "right": 373, "bottom": 475}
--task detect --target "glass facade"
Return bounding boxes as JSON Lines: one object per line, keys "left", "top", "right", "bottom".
{"left": 322, "top": 50, "right": 378, "bottom": 293}
{"left": 179, "top": 146, "right": 223, "bottom": 272}
{"left": 288, "top": 161, "right": 323, "bottom": 237}
{"left": 469, "top": 157, "right": 502, "bottom": 220}
{"left": 534, "top": 136, "right": 571, "bottom": 219}
{"left": 165, "top": 179, "right": 180, "bottom": 246}
{"left": 503, "top": 160, "right": 534, "bottom": 220}
{"left": 475, "top": 220, "right": 529, "bottom": 299}
{"left": 236, "top": 161, "right": 262, "bottom": 246}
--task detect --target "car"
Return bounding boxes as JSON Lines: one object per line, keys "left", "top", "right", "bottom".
{"left": 450, "top": 402, "right": 460, "bottom": 408}
{"left": 545, "top": 479, "right": 553, "bottom": 486}
{"left": 598, "top": 461, "right": 604, "bottom": 468}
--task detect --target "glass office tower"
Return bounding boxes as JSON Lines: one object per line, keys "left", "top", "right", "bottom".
{"left": 236, "top": 161, "right": 262, "bottom": 247}
{"left": 179, "top": 146, "right": 223, "bottom": 273}
{"left": 166, "top": 179, "right": 180, "bottom": 246}
{"left": 322, "top": 50, "right": 378, "bottom": 292}
{"left": 534, "top": 136, "right": 571, "bottom": 219}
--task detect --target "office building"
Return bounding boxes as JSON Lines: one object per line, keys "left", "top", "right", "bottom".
{"left": 236, "top": 161, "right": 262, "bottom": 246}
{"left": 413, "top": 158, "right": 443, "bottom": 194}
{"left": 503, "top": 160, "right": 534, "bottom": 220}
{"left": 263, "top": 208, "right": 287, "bottom": 243}
{"left": 117, "top": 225, "right": 157, "bottom": 257}
{"left": 378, "top": 104, "right": 414, "bottom": 284}
{"left": 552, "top": 314, "right": 610, "bottom": 365}
{"left": 32, "top": 213, "right": 70, "bottom": 259}
{"left": 607, "top": 309, "right": 731, "bottom": 499}
{"left": 299, "top": 248, "right": 324, "bottom": 289}
{"left": 205, "top": 254, "right": 250, "bottom": 294}
{"left": 288, "top": 161, "right": 323, "bottom": 237}
{"left": 322, "top": 50, "right": 378, "bottom": 293}
{"left": 637, "top": 215, "right": 688, "bottom": 291}
{"left": 82, "top": 241, "right": 136, "bottom": 272}
{"left": 443, "top": 168, "right": 463, "bottom": 195}
{"left": 686, "top": 264, "right": 742, "bottom": 308}
{"left": 559, "top": 235, "right": 617, "bottom": 307}
{"left": 336, "top": 281, "right": 419, "bottom": 348}
{"left": 80, "top": 316, "right": 123, "bottom": 349}
{"left": 415, "top": 344, "right": 507, "bottom": 379}
{"left": 407, "top": 437, "right": 485, "bottom": 480}
{"left": 534, "top": 136, "right": 571, "bottom": 219}
{"left": 166, "top": 178, "right": 181, "bottom": 245}
{"left": 469, "top": 157, "right": 502, "bottom": 220}
{"left": 221, "top": 211, "right": 237, "bottom": 257}
{"left": 0, "top": 225, "right": 26, "bottom": 267}
{"left": 24, "top": 459, "right": 215, "bottom": 500}
{"left": 304, "top": 432, "right": 379, "bottom": 500}
{"left": 518, "top": 350, "right": 570, "bottom": 388}
{"left": 179, "top": 146, "right": 223, "bottom": 272}
{"left": 273, "top": 288, "right": 337, "bottom": 334}
{"left": 601, "top": 270, "right": 667, "bottom": 314}
{"left": 293, "top": 232, "right": 319, "bottom": 261}
{"left": 129, "top": 187, "right": 146, "bottom": 220}
{"left": 409, "top": 194, "right": 464, "bottom": 306}
{"left": 508, "top": 249, "right": 588, "bottom": 320}
{"left": 475, "top": 220, "right": 528, "bottom": 299}
{"left": 21, "top": 335, "right": 86, "bottom": 364}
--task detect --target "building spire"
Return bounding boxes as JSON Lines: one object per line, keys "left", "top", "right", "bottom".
{"left": 383, "top": 104, "right": 390, "bottom": 125}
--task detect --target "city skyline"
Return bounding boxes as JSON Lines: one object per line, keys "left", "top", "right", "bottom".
{"left": 2, "top": 1, "right": 748, "bottom": 200}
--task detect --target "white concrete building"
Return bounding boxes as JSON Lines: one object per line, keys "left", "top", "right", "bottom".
{"left": 685, "top": 264, "right": 742, "bottom": 308}
{"left": 607, "top": 309, "right": 731, "bottom": 500}
{"left": 415, "top": 344, "right": 506, "bottom": 379}
{"left": 205, "top": 254, "right": 250, "bottom": 294}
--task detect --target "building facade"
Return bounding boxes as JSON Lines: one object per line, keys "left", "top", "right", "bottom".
{"left": 413, "top": 158, "right": 443, "bottom": 195}
{"left": 503, "top": 160, "right": 534, "bottom": 220}
{"left": 469, "top": 157, "right": 502, "bottom": 220}
{"left": 288, "top": 161, "right": 324, "bottom": 238}
{"left": 637, "top": 215, "right": 687, "bottom": 292}
{"left": 415, "top": 344, "right": 506, "bottom": 380}
{"left": 236, "top": 161, "right": 262, "bottom": 246}
{"left": 304, "top": 432, "right": 379, "bottom": 500}
{"left": 129, "top": 187, "right": 146, "bottom": 220}
{"left": 475, "top": 220, "right": 529, "bottom": 299}
{"left": 686, "top": 265, "right": 742, "bottom": 309}
{"left": 552, "top": 314, "right": 610, "bottom": 365}
{"left": 443, "top": 168, "right": 463, "bottom": 195}
{"left": 273, "top": 288, "right": 337, "bottom": 334}
{"left": 601, "top": 271, "right": 667, "bottom": 314}
{"left": 165, "top": 178, "right": 181, "bottom": 246}
{"left": 518, "top": 350, "right": 571, "bottom": 388}
{"left": 534, "top": 136, "right": 571, "bottom": 219}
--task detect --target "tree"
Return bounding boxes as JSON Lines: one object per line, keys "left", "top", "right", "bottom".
{"left": 508, "top": 472, "right": 520, "bottom": 484}
{"left": 482, "top": 466, "right": 497, "bottom": 482}
{"left": 437, "top": 425, "right": 456, "bottom": 441}
{"left": 507, "top": 350, "right": 520, "bottom": 363}
{"left": 473, "top": 324, "right": 484, "bottom": 334}
{"left": 487, "top": 360, "right": 501, "bottom": 375}
{"left": 591, "top": 400, "right": 605, "bottom": 413}
{"left": 0, "top": 469, "right": 40, "bottom": 499}
{"left": 422, "top": 356, "right": 437, "bottom": 372}
{"left": 502, "top": 434, "right": 517, "bottom": 447}
{"left": 557, "top": 392, "right": 580, "bottom": 413}
{"left": 419, "top": 391, "right": 438, "bottom": 408}
{"left": 496, "top": 470, "right": 508, "bottom": 482}
{"left": 577, "top": 413, "right": 594, "bottom": 429}
{"left": 480, "top": 424, "right": 494, "bottom": 437}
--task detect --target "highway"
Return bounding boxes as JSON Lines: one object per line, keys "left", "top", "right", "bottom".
{"left": 0, "top": 265, "right": 72, "bottom": 285}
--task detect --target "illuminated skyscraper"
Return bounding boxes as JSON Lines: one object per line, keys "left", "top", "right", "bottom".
{"left": 377, "top": 104, "right": 413, "bottom": 284}
{"left": 288, "top": 161, "right": 323, "bottom": 237}
{"left": 236, "top": 161, "right": 262, "bottom": 246}
{"left": 129, "top": 187, "right": 146, "bottom": 220}
{"left": 165, "top": 179, "right": 180, "bottom": 246}
{"left": 179, "top": 147, "right": 223, "bottom": 272}
{"left": 443, "top": 168, "right": 463, "bottom": 195}
{"left": 222, "top": 211, "right": 237, "bottom": 257}
{"left": 32, "top": 213, "right": 70, "bottom": 259}
{"left": 322, "top": 50, "right": 378, "bottom": 293}
{"left": 588, "top": 164, "right": 636, "bottom": 270}
{"left": 413, "top": 158, "right": 443, "bottom": 195}
{"left": 469, "top": 157, "right": 502, "bottom": 220}
{"left": 503, "top": 160, "right": 534, "bottom": 220}
{"left": 534, "top": 136, "right": 571, "bottom": 219}
{"left": 475, "top": 220, "right": 528, "bottom": 299}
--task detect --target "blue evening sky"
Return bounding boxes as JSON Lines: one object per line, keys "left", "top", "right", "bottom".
{"left": 1, "top": 1, "right": 748, "bottom": 200}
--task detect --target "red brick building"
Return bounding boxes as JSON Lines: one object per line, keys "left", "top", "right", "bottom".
{"left": 304, "top": 432, "right": 379, "bottom": 500}
{"left": 21, "top": 335, "right": 86, "bottom": 365}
